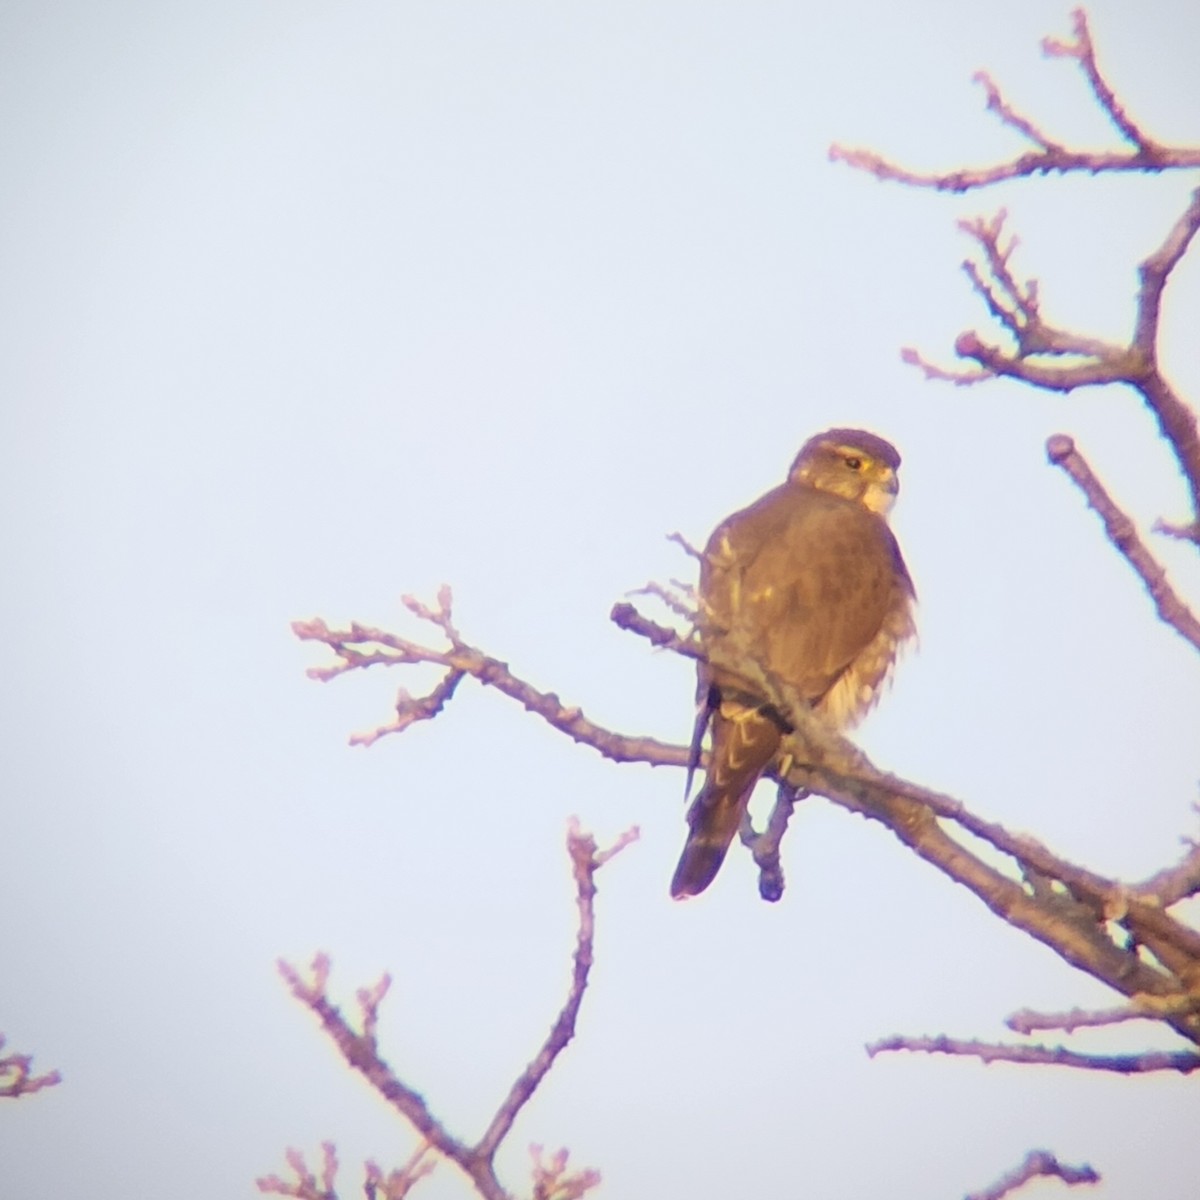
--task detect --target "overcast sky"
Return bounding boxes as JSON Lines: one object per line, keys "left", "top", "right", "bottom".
{"left": 3, "top": 2, "right": 1200, "bottom": 1198}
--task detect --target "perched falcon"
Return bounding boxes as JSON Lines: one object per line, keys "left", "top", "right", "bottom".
{"left": 670, "top": 428, "right": 916, "bottom": 899}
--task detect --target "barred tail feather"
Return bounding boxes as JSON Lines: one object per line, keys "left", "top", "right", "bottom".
{"left": 670, "top": 788, "right": 746, "bottom": 897}
{"left": 670, "top": 702, "right": 783, "bottom": 898}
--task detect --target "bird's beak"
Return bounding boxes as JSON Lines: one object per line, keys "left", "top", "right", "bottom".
{"left": 862, "top": 468, "right": 899, "bottom": 516}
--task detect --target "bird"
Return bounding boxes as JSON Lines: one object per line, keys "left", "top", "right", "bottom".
{"left": 670, "top": 428, "right": 916, "bottom": 899}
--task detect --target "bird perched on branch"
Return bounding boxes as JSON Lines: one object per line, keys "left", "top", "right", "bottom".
{"left": 670, "top": 428, "right": 916, "bottom": 899}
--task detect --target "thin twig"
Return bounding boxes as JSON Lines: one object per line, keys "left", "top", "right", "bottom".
{"left": 624, "top": 579, "right": 697, "bottom": 622}
{"left": 1134, "top": 187, "right": 1200, "bottom": 357}
{"left": 1133, "top": 188, "right": 1200, "bottom": 517}
{"left": 1007, "top": 993, "right": 1200, "bottom": 1035}
{"left": 475, "top": 821, "right": 639, "bottom": 1159}
{"left": 738, "top": 784, "right": 804, "bottom": 903}
{"left": 276, "top": 955, "right": 478, "bottom": 1181}
{"left": 866, "top": 1034, "right": 1200, "bottom": 1074}
{"left": 829, "top": 143, "right": 1200, "bottom": 193}
{"left": 972, "top": 71, "right": 1064, "bottom": 152}
{"left": 666, "top": 531, "right": 704, "bottom": 561}
{"left": 1046, "top": 435, "right": 1200, "bottom": 653}
{"left": 365, "top": 1144, "right": 438, "bottom": 1200}
{"left": 0, "top": 1037, "right": 61, "bottom": 1099}
{"left": 952, "top": 213, "right": 1127, "bottom": 364}
{"left": 354, "top": 669, "right": 465, "bottom": 748}
{"left": 900, "top": 346, "right": 991, "bottom": 385}
{"left": 1043, "top": 8, "right": 1158, "bottom": 154}
{"left": 608, "top": 601, "right": 700, "bottom": 659}
{"left": 1133, "top": 821, "right": 1200, "bottom": 906}
{"left": 966, "top": 1149, "right": 1099, "bottom": 1200}
{"left": 257, "top": 1143, "right": 338, "bottom": 1200}
{"left": 529, "top": 1145, "right": 602, "bottom": 1200}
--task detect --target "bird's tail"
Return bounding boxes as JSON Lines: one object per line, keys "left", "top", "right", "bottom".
{"left": 669, "top": 782, "right": 754, "bottom": 898}
{"left": 670, "top": 702, "right": 784, "bottom": 898}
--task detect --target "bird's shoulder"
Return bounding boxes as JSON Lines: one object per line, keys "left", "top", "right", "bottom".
{"left": 706, "top": 481, "right": 882, "bottom": 557}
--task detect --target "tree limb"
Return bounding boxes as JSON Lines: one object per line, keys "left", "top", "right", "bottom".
{"left": 866, "top": 1033, "right": 1200, "bottom": 1074}
{"left": 834, "top": 11, "right": 1200, "bottom": 541}
{"left": 829, "top": 11, "right": 1199, "bottom": 192}
{"left": 263, "top": 823, "right": 633, "bottom": 1200}
{"left": 295, "top": 595, "right": 1200, "bottom": 1047}
{"left": 1046, "top": 434, "right": 1200, "bottom": 652}
{"left": 293, "top": 595, "right": 688, "bottom": 767}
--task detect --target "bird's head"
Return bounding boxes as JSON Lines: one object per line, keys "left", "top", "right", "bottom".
{"left": 788, "top": 428, "right": 902, "bottom": 515}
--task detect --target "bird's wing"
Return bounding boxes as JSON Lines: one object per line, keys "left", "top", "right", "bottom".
{"left": 701, "top": 487, "right": 910, "bottom": 711}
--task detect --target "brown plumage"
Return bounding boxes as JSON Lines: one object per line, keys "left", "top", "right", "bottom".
{"left": 670, "top": 428, "right": 916, "bottom": 899}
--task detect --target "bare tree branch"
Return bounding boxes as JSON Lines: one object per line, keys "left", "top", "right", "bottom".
{"left": 738, "top": 783, "right": 804, "bottom": 903}
{"left": 284, "top": 45, "right": 1200, "bottom": 1200}
{"left": 278, "top": 12, "right": 1200, "bottom": 1197}
{"left": 866, "top": 1034, "right": 1200, "bottom": 1074}
{"left": 1135, "top": 187, "right": 1200, "bottom": 355}
{"left": 529, "top": 1146, "right": 602, "bottom": 1200}
{"left": 966, "top": 1149, "right": 1099, "bottom": 1200}
{"left": 932, "top": 192, "right": 1200, "bottom": 528}
{"left": 259, "top": 1141, "right": 439, "bottom": 1200}
{"left": 0, "top": 1036, "right": 61, "bottom": 1099}
{"left": 829, "top": 141, "right": 1200, "bottom": 192}
{"left": 833, "top": 9, "right": 1200, "bottom": 543}
{"left": 274, "top": 955, "right": 480, "bottom": 1177}
{"left": 295, "top": 595, "right": 1200, "bottom": 1047}
{"left": 1007, "top": 992, "right": 1200, "bottom": 1036}
{"left": 900, "top": 346, "right": 991, "bottom": 386}
{"left": 1042, "top": 8, "right": 1156, "bottom": 153}
{"left": 476, "top": 821, "right": 639, "bottom": 1162}
{"left": 1046, "top": 434, "right": 1200, "bottom": 652}
{"left": 971, "top": 70, "right": 1064, "bottom": 154}
{"left": 608, "top": 601, "right": 699, "bottom": 659}
{"left": 258, "top": 1143, "right": 339, "bottom": 1200}
{"left": 613, "top": 609, "right": 1200, "bottom": 1026}
{"left": 365, "top": 1145, "right": 438, "bottom": 1200}
{"left": 829, "top": 11, "right": 1199, "bottom": 192}
{"left": 293, "top": 593, "right": 689, "bottom": 767}
{"left": 1133, "top": 811, "right": 1200, "bottom": 906}
{"left": 265, "top": 823, "right": 633, "bottom": 1200}
{"left": 800, "top": 757, "right": 1200, "bottom": 1046}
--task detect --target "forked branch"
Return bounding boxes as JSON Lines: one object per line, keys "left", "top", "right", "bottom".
{"left": 293, "top": 591, "right": 687, "bottom": 765}
{"left": 286, "top": 23, "right": 1200, "bottom": 1200}
{"left": 295, "top": 592, "right": 1200, "bottom": 1049}
{"left": 260, "top": 822, "right": 635, "bottom": 1200}
{"left": 829, "top": 9, "right": 1200, "bottom": 190}
{"left": 838, "top": 7, "right": 1200, "bottom": 643}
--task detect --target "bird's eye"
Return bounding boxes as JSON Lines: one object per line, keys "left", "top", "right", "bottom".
{"left": 844, "top": 456, "right": 863, "bottom": 470}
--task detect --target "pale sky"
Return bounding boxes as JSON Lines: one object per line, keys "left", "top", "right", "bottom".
{"left": 3, "top": 2, "right": 1200, "bottom": 1198}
